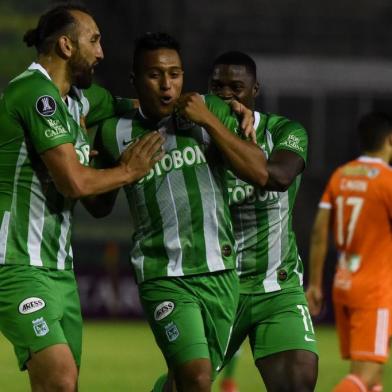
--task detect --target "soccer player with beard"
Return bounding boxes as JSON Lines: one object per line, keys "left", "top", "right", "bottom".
{"left": 209, "top": 51, "right": 318, "bottom": 392}
{"left": 89, "top": 33, "right": 268, "bottom": 392}
{"left": 0, "top": 4, "right": 163, "bottom": 391}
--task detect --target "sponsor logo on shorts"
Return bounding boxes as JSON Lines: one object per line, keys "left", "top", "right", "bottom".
{"left": 32, "top": 317, "right": 49, "bottom": 337}
{"left": 164, "top": 322, "right": 179, "bottom": 342}
{"left": 36, "top": 95, "right": 57, "bottom": 116}
{"left": 18, "top": 297, "right": 46, "bottom": 314}
{"left": 154, "top": 301, "right": 175, "bottom": 321}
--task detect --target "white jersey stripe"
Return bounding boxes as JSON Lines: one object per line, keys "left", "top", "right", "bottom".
{"left": 0, "top": 211, "right": 10, "bottom": 264}
{"left": 161, "top": 174, "right": 184, "bottom": 277}
{"left": 253, "top": 111, "right": 261, "bottom": 129}
{"left": 199, "top": 166, "right": 226, "bottom": 271}
{"left": 56, "top": 209, "right": 71, "bottom": 270}
{"left": 6, "top": 141, "right": 28, "bottom": 264}
{"left": 263, "top": 196, "right": 282, "bottom": 292}
{"left": 375, "top": 308, "right": 389, "bottom": 356}
{"left": 27, "top": 173, "right": 46, "bottom": 266}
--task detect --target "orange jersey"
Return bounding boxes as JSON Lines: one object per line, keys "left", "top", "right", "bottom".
{"left": 320, "top": 156, "right": 392, "bottom": 308}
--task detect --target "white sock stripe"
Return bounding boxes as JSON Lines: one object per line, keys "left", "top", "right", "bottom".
{"left": 375, "top": 308, "right": 389, "bottom": 356}
{"left": 347, "top": 374, "right": 367, "bottom": 392}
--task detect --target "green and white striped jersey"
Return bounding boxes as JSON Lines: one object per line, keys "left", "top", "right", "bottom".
{"left": 95, "top": 95, "right": 240, "bottom": 283}
{"left": 0, "top": 63, "right": 126, "bottom": 270}
{"left": 227, "top": 112, "right": 308, "bottom": 294}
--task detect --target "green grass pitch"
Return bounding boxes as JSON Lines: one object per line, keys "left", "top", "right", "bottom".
{"left": 1, "top": 322, "right": 391, "bottom": 391}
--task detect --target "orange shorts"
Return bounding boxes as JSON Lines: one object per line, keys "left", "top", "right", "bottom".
{"left": 334, "top": 303, "right": 392, "bottom": 363}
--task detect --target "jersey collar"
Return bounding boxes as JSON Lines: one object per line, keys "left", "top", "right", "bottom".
{"left": 28, "top": 62, "right": 52, "bottom": 81}
{"left": 358, "top": 155, "right": 387, "bottom": 166}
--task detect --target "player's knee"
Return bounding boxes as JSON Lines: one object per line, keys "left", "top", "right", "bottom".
{"left": 44, "top": 374, "right": 78, "bottom": 392}
{"left": 185, "top": 371, "right": 211, "bottom": 391}
{"left": 176, "top": 368, "right": 211, "bottom": 392}
{"left": 44, "top": 368, "right": 78, "bottom": 391}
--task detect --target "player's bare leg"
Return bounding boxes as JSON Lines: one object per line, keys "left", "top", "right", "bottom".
{"left": 173, "top": 358, "right": 212, "bottom": 392}
{"left": 255, "top": 349, "right": 318, "bottom": 392}
{"left": 349, "top": 360, "right": 383, "bottom": 390}
{"left": 27, "top": 344, "right": 78, "bottom": 392}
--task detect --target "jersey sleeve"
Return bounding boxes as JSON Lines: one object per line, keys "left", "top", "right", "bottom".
{"left": 11, "top": 81, "right": 74, "bottom": 154}
{"left": 319, "top": 173, "right": 337, "bottom": 209}
{"left": 269, "top": 117, "right": 308, "bottom": 163}
{"left": 204, "top": 94, "right": 240, "bottom": 134}
{"left": 82, "top": 84, "right": 134, "bottom": 128}
{"left": 92, "top": 118, "right": 121, "bottom": 169}
{"left": 382, "top": 169, "right": 392, "bottom": 219}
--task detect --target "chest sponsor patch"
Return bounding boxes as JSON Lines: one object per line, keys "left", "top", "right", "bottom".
{"left": 154, "top": 301, "right": 175, "bottom": 321}
{"left": 36, "top": 95, "right": 57, "bottom": 116}
{"left": 18, "top": 297, "right": 46, "bottom": 314}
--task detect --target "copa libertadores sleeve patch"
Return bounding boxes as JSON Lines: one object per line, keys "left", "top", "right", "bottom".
{"left": 36, "top": 95, "right": 57, "bottom": 116}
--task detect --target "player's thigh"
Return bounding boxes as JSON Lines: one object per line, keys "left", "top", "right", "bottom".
{"left": 350, "top": 307, "right": 392, "bottom": 363}
{"left": 0, "top": 265, "right": 69, "bottom": 370}
{"left": 221, "top": 293, "right": 252, "bottom": 369}
{"left": 27, "top": 343, "right": 78, "bottom": 388}
{"left": 139, "top": 277, "right": 211, "bottom": 369}
{"left": 139, "top": 270, "right": 239, "bottom": 376}
{"left": 249, "top": 289, "right": 318, "bottom": 361}
{"left": 333, "top": 302, "right": 351, "bottom": 359}
{"left": 55, "top": 269, "right": 83, "bottom": 368}
{"left": 197, "top": 269, "right": 239, "bottom": 377}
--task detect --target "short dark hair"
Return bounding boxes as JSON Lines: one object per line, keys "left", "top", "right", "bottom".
{"left": 23, "top": 2, "right": 91, "bottom": 54}
{"left": 358, "top": 112, "right": 392, "bottom": 152}
{"left": 132, "top": 32, "right": 181, "bottom": 74}
{"left": 212, "top": 51, "right": 257, "bottom": 79}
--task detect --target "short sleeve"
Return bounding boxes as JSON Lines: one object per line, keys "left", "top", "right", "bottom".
{"left": 14, "top": 83, "right": 74, "bottom": 154}
{"left": 319, "top": 175, "right": 336, "bottom": 209}
{"left": 82, "top": 84, "right": 133, "bottom": 128}
{"left": 204, "top": 94, "right": 240, "bottom": 134}
{"left": 270, "top": 119, "right": 308, "bottom": 163}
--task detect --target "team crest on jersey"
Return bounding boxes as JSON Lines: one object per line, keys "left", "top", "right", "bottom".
{"left": 164, "top": 322, "right": 179, "bottom": 342}
{"left": 18, "top": 297, "right": 46, "bottom": 314}
{"left": 32, "top": 317, "right": 49, "bottom": 337}
{"left": 154, "top": 301, "right": 175, "bottom": 321}
{"left": 36, "top": 95, "right": 57, "bottom": 116}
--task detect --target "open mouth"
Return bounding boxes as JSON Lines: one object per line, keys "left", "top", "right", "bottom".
{"left": 160, "top": 96, "right": 173, "bottom": 105}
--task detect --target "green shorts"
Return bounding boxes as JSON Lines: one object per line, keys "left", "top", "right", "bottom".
{"left": 0, "top": 265, "right": 83, "bottom": 370}
{"left": 139, "top": 269, "right": 239, "bottom": 377}
{"left": 224, "top": 287, "right": 318, "bottom": 365}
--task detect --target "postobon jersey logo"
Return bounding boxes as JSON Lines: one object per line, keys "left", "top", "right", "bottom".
{"left": 138, "top": 145, "right": 207, "bottom": 184}
{"left": 18, "top": 297, "right": 46, "bottom": 314}
{"left": 36, "top": 95, "right": 57, "bottom": 116}
{"left": 228, "top": 184, "right": 279, "bottom": 205}
{"left": 154, "top": 301, "right": 175, "bottom": 321}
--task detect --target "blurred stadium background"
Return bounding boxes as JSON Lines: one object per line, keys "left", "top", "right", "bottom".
{"left": 1, "top": 0, "right": 392, "bottom": 390}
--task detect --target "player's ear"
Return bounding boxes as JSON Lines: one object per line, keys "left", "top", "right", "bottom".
{"left": 253, "top": 81, "right": 260, "bottom": 98}
{"left": 57, "top": 35, "right": 74, "bottom": 59}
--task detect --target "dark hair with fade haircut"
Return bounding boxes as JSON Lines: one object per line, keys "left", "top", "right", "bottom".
{"left": 23, "top": 2, "right": 91, "bottom": 54}
{"left": 212, "top": 51, "right": 257, "bottom": 80}
{"left": 358, "top": 111, "right": 392, "bottom": 153}
{"left": 132, "top": 32, "right": 181, "bottom": 74}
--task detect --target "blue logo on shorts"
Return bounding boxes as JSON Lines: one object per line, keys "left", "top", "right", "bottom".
{"left": 164, "top": 322, "right": 179, "bottom": 342}
{"left": 32, "top": 317, "right": 49, "bottom": 337}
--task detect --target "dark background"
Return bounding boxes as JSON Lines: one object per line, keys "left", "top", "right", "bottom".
{"left": 2, "top": 0, "right": 392, "bottom": 321}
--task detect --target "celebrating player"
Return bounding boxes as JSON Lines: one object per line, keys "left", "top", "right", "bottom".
{"left": 0, "top": 4, "right": 163, "bottom": 391}
{"left": 88, "top": 33, "right": 268, "bottom": 392}
{"left": 209, "top": 51, "right": 318, "bottom": 392}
